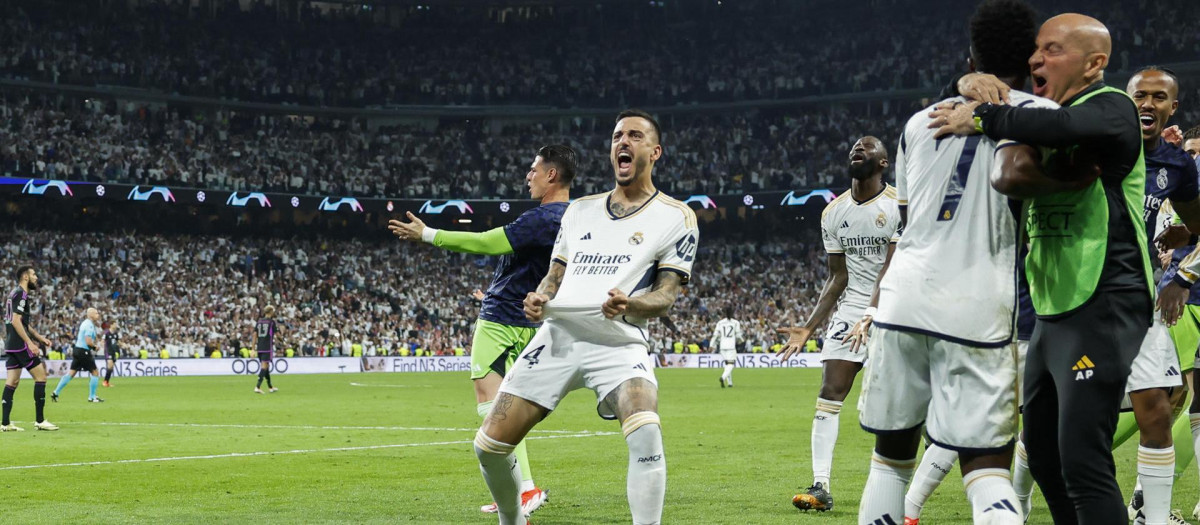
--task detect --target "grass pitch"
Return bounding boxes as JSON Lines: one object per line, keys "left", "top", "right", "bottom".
{"left": 1, "top": 368, "right": 1192, "bottom": 524}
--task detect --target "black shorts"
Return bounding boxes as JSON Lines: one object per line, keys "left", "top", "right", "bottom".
{"left": 70, "top": 347, "right": 98, "bottom": 372}
{"left": 5, "top": 348, "right": 42, "bottom": 371}
{"left": 257, "top": 353, "right": 273, "bottom": 363}
{"left": 105, "top": 350, "right": 119, "bottom": 361}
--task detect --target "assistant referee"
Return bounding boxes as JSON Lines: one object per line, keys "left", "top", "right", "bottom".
{"left": 934, "top": 13, "right": 1148, "bottom": 525}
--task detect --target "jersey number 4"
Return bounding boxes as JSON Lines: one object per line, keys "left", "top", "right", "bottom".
{"left": 522, "top": 345, "right": 545, "bottom": 368}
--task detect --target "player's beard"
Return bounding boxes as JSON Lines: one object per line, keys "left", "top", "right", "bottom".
{"left": 848, "top": 158, "right": 877, "bottom": 180}
{"left": 616, "top": 164, "right": 643, "bottom": 187}
{"left": 26, "top": 280, "right": 38, "bottom": 292}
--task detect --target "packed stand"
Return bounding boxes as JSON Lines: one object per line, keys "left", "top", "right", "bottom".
{"left": 0, "top": 91, "right": 929, "bottom": 197}
{"left": 0, "top": 229, "right": 828, "bottom": 358}
{"left": 1, "top": 0, "right": 1194, "bottom": 109}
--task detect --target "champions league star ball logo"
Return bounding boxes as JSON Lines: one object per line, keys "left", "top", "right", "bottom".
{"left": 500, "top": 202, "right": 511, "bottom": 213}
{"left": 1157, "top": 168, "right": 1168, "bottom": 190}
{"left": 291, "top": 197, "right": 300, "bottom": 208}
{"left": 875, "top": 212, "right": 887, "bottom": 228}
{"left": 197, "top": 191, "right": 206, "bottom": 203}
{"left": 95, "top": 185, "right": 106, "bottom": 197}
{"left": 629, "top": 232, "right": 644, "bottom": 245}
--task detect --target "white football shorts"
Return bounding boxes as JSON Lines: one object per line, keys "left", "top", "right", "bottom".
{"left": 498, "top": 320, "right": 657, "bottom": 420}
{"left": 858, "top": 326, "right": 1019, "bottom": 452}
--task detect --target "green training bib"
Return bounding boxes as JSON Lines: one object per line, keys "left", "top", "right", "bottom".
{"left": 1024, "top": 86, "right": 1152, "bottom": 316}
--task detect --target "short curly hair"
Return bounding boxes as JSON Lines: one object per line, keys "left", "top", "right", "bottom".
{"left": 970, "top": 0, "right": 1038, "bottom": 79}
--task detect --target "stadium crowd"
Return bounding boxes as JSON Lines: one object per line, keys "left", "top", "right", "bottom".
{"left": 1, "top": 0, "right": 1194, "bottom": 108}
{"left": 0, "top": 229, "right": 826, "bottom": 359}
{"left": 0, "top": 92, "right": 920, "bottom": 197}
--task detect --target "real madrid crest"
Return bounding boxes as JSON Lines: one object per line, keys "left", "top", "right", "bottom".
{"left": 875, "top": 212, "right": 887, "bottom": 228}
{"left": 1157, "top": 168, "right": 1168, "bottom": 190}
{"left": 629, "top": 232, "right": 644, "bottom": 245}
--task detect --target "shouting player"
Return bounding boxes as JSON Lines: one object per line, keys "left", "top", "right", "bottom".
{"left": 390, "top": 144, "right": 575, "bottom": 516}
{"left": 52, "top": 307, "right": 104, "bottom": 403}
{"left": 779, "top": 135, "right": 900, "bottom": 512}
{"left": 473, "top": 110, "right": 697, "bottom": 525}
{"left": 2, "top": 265, "right": 57, "bottom": 432}
{"left": 711, "top": 308, "right": 742, "bottom": 387}
{"left": 254, "top": 305, "right": 279, "bottom": 394}
{"left": 1111, "top": 66, "right": 1200, "bottom": 525}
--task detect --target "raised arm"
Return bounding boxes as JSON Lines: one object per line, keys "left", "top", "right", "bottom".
{"left": 389, "top": 211, "right": 515, "bottom": 256}
{"left": 972, "top": 93, "right": 1130, "bottom": 149}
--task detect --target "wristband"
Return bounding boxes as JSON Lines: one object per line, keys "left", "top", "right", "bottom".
{"left": 421, "top": 227, "right": 439, "bottom": 244}
{"left": 863, "top": 307, "right": 877, "bottom": 318}
{"left": 1172, "top": 273, "right": 1195, "bottom": 289}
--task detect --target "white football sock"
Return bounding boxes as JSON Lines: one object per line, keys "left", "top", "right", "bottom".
{"left": 624, "top": 412, "right": 665, "bottom": 525}
{"left": 474, "top": 430, "right": 526, "bottom": 525}
{"left": 904, "top": 443, "right": 957, "bottom": 520}
{"left": 811, "top": 398, "right": 842, "bottom": 489}
{"left": 1011, "top": 439, "right": 1034, "bottom": 518}
{"left": 628, "top": 414, "right": 667, "bottom": 525}
{"left": 722, "top": 363, "right": 734, "bottom": 384}
{"left": 858, "top": 452, "right": 915, "bottom": 525}
{"left": 964, "top": 468, "right": 1023, "bottom": 524}
{"left": 1138, "top": 446, "right": 1175, "bottom": 525}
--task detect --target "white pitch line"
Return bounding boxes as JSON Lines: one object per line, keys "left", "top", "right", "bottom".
{"left": 0, "top": 431, "right": 618, "bottom": 471}
{"left": 65, "top": 421, "right": 594, "bottom": 434}
{"left": 349, "top": 382, "right": 432, "bottom": 388}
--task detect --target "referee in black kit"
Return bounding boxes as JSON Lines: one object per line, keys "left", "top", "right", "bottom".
{"left": 933, "top": 13, "right": 1149, "bottom": 525}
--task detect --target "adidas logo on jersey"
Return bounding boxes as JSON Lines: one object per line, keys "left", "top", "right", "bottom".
{"left": 1166, "top": 366, "right": 1180, "bottom": 377}
{"left": 580, "top": 232, "right": 592, "bottom": 240}
{"left": 1072, "top": 355, "right": 1096, "bottom": 380}
{"left": 841, "top": 221, "right": 850, "bottom": 229}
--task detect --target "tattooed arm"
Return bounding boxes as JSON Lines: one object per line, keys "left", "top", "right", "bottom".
{"left": 524, "top": 262, "right": 567, "bottom": 322}
{"left": 603, "top": 271, "right": 683, "bottom": 320}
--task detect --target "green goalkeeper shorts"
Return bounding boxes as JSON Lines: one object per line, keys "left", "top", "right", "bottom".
{"left": 1167, "top": 304, "right": 1200, "bottom": 373}
{"left": 470, "top": 319, "right": 539, "bottom": 381}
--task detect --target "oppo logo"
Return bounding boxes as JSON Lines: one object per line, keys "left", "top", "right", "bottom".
{"left": 231, "top": 358, "right": 289, "bottom": 374}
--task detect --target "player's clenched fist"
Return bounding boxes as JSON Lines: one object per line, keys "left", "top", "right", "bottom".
{"left": 602, "top": 288, "right": 628, "bottom": 319}
{"left": 524, "top": 292, "right": 550, "bottom": 322}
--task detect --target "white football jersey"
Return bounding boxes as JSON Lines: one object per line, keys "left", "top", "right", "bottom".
{"left": 711, "top": 318, "right": 742, "bottom": 351}
{"left": 544, "top": 191, "right": 699, "bottom": 348}
{"left": 820, "top": 185, "right": 902, "bottom": 314}
{"left": 875, "top": 90, "right": 1058, "bottom": 346}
